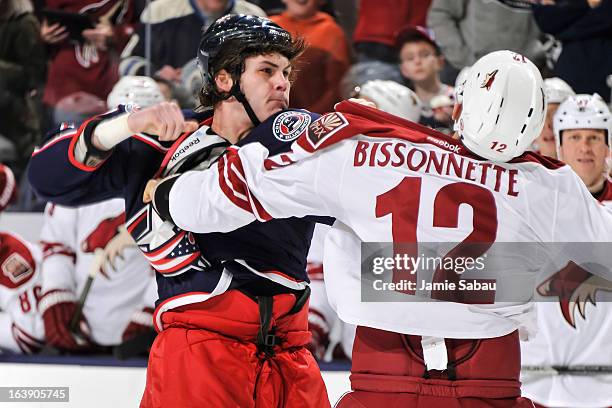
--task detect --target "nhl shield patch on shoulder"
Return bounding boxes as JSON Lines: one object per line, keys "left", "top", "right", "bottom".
{"left": 272, "top": 111, "right": 311, "bottom": 142}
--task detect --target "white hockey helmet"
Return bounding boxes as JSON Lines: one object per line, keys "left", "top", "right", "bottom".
{"left": 544, "top": 77, "right": 574, "bottom": 104}
{"left": 553, "top": 93, "right": 612, "bottom": 157}
{"left": 358, "top": 80, "right": 422, "bottom": 122}
{"left": 458, "top": 50, "right": 546, "bottom": 162}
{"left": 107, "top": 76, "right": 165, "bottom": 109}
{"left": 454, "top": 65, "right": 471, "bottom": 90}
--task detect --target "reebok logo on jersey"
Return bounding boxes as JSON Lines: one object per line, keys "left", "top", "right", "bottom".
{"left": 273, "top": 111, "right": 311, "bottom": 142}
{"left": 171, "top": 138, "right": 201, "bottom": 162}
{"left": 426, "top": 136, "right": 461, "bottom": 153}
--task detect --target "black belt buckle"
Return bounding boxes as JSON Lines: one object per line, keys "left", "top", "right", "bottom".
{"left": 264, "top": 333, "right": 277, "bottom": 348}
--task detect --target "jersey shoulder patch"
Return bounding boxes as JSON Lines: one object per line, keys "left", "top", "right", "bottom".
{"left": 272, "top": 110, "right": 313, "bottom": 142}
{"left": 0, "top": 233, "right": 36, "bottom": 289}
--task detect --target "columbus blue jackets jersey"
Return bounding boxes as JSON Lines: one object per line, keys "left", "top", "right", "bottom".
{"left": 28, "top": 107, "right": 322, "bottom": 329}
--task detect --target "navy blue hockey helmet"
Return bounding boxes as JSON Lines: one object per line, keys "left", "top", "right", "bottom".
{"left": 197, "top": 14, "right": 293, "bottom": 87}
{"left": 196, "top": 14, "right": 295, "bottom": 126}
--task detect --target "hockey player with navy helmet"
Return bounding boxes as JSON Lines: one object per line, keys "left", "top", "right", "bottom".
{"left": 28, "top": 14, "right": 330, "bottom": 407}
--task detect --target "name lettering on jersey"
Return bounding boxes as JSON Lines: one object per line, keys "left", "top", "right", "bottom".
{"left": 272, "top": 111, "right": 311, "bottom": 142}
{"left": 354, "top": 141, "right": 519, "bottom": 197}
{"left": 2, "top": 253, "right": 33, "bottom": 285}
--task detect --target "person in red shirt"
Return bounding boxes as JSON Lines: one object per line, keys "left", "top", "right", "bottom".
{"left": 40, "top": 0, "right": 138, "bottom": 128}
{"left": 271, "top": 0, "right": 350, "bottom": 112}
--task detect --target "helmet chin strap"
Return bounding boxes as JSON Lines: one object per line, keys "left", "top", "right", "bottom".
{"left": 230, "top": 81, "right": 261, "bottom": 127}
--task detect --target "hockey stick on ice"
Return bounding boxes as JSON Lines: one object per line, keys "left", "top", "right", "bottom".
{"left": 522, "top": 365, "right": 612, "bottom": 375}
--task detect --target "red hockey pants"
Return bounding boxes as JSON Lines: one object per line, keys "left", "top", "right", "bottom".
{"left": 336, "top": 326, "right": 534, "bottom": 408}
{"left": 140, "top": 290, "right": 330, "bottom": 408}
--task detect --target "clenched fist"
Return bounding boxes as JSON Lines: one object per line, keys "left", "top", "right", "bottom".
{"left": 127, "top": 102, "right": 199, "bottom": 142}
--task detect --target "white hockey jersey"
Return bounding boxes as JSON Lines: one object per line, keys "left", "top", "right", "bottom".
{"left": 166, "top": 101, "right": 612, "bottom": 340}
{"left": 39, "top": 199, "right": 156, "bottom": 345}
{"left": 520, "top": 180, "right": 612, "bottom": 407}
{"left": 0, "top": 232, "right": 45, "bottom": 354}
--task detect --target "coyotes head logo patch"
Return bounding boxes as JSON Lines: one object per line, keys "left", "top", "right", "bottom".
{"left": 537, "top": 261, "right": 612, "bottom": 328}
{"left": 480, "top": 70, "right": 499, "bottom": 91}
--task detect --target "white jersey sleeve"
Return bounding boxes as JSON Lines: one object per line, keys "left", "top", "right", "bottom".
{"left": 169, "top": 143, "right": 342, "bottom": 233}
{"left": 39, "top": 203, "right": 78, "bottom": 296}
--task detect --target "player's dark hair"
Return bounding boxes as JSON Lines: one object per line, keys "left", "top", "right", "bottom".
{"left": 198, "top": 37, "right": 305, "bottom": 108}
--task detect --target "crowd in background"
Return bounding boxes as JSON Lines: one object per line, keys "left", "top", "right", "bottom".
{"left": 0, "top": 0, "right": 610, "bottom": 208}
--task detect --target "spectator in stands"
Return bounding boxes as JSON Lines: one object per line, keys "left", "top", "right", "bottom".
{"left": 533, "top": 0, "right": 612, "bottom": 103}
{"left": 271, "top": 0, "right": 350, "bottom": 112}
{"left": 0, "top": 0, "right": 46, "bottom": 179}
{"left": 345, "top": 0, "right": 431, "bottom": 95}
{"left": 427, "top": 0, "right": 542, "bottom": 76}
{"left": 353, "top": 0, "right": 431, "bottom": 64}
{"left": 397, "top": 26, "right": 454, "bottom": 132}
{"left": 251, "top": 0, "right": 338, "bottom": 16}
{"left": 533, "top": 77, "right": 575, "bottom": 158}
{"left": 40, "top": 0, "right": 139, "bottom": 130}
{"left": 119, "top": 0, "right": 265, "bottom": 82}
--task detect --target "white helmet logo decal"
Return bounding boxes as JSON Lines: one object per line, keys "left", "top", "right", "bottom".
{"left": 480, "top": 70, "right": 499, "bottom": 91}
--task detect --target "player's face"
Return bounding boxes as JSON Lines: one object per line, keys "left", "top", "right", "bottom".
{"left": 535, "top": 103, "right": 559, "bottom": 158}
{"left": 240, "top": 53, "right": 292, "bottom": 122}
{"left": 197, "top": 0, "right": 229, "bottom": 13}
{"left": 282, "top": 0, "right": 321, "bottom": 19}
{"left": 399, "top": 42, "right": 443, "bottom": 84}
{"left": 560, "top": 128, "right": 608, "bottom": 186}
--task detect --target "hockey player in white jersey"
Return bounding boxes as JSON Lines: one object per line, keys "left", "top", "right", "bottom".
{"left": 521, "top": 94, "right": 612, "bottom": 408}
{"left": 306, "top": 80, "right": 422, "bottom": 360}
{"left": 37, "top": 77, "right": 160, "bottom": 353}
{"left": 38, "top": 202, "right": 157, "bottom": 352}
{"left": 0, "top": 164, "right": 45, "bottom": 354}
{"left": 144, "top": 49, "right": 612, "bottom": 407}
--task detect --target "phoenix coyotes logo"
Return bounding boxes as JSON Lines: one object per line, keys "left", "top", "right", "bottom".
{"left": 307, "top": 113, "right": 349, "bottom": 148}
{"left": 480, "top": 70, "right": 499, "bottom": 91}
{"left": 537, "top": 261, "right": 612, "bottom": 328}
